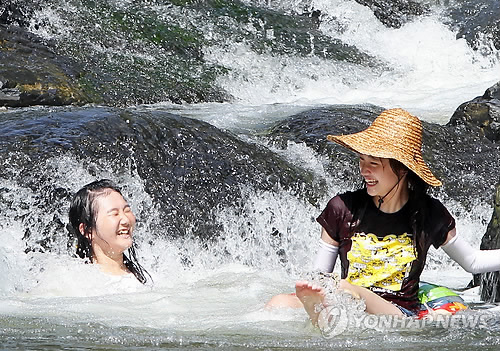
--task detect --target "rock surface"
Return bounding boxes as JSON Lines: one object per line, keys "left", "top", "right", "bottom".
{"left": 448, "top": 82, "right": 500, "bottom": 142}
{"left": 0, "top": 107, "right": 324, "bottom": 252}
{"left": 0, "top": 25, "right": 91, "bottom": 107}
{"left": 353, "top": 0, "right": 429, "bottom": 28}
{"left": 451, "top": 81, "right": 500, "bottom": 301}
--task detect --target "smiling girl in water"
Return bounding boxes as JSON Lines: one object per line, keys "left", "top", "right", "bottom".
{"left": 268, "top": 108, "right": 500, "bottom": 325}
{"left": 68, "top": 179, "right": 150, "bottom": 284}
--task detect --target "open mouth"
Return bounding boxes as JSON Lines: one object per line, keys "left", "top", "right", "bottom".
{"left": 365, "top": 179, "right": 378, "bottom": 186}
{"left": 118, "top": 228, "right": 131, "bottom": 237}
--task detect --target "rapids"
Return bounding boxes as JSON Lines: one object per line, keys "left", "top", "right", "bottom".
{"left": 1, "top": 0, "right": 500, "bottom": 349}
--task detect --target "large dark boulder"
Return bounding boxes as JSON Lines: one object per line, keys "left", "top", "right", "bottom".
{"left": 0, "top": 107, "right": 324, "bottom": 254}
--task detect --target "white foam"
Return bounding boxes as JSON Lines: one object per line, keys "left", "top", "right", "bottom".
{"left": 202, "top": 0, "right": 499, "bottom": 123}
{"left": 4, "top": 1, "right": 499, "bottom": 341}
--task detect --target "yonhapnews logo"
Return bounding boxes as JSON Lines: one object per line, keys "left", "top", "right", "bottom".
{"left": 317, "top": 306, "right": 497, "bottom": 338}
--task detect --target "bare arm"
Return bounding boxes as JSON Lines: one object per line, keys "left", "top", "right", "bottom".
{"left": 320, "top": 227, "right": 340, "bottom": 246}
{"left": 442, "top": 227, "right": 456, "bottom": 246}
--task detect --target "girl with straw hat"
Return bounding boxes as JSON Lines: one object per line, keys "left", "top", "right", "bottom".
{"left": 267, "top": 108, "right": 500, "bottom": 325}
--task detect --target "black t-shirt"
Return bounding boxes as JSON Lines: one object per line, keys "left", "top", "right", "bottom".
{"left": 316, "top": 189, "right": 455, "bottom": 313}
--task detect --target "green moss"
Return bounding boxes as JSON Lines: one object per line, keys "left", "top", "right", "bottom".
{"left": 105, "top": 7, "right": 205, "bottom": 58}
{"left": 77, "top": 74, "right": 104, "bottom": 104}
{"left": 23, "top": 0, "right": 377, "bottom": 106}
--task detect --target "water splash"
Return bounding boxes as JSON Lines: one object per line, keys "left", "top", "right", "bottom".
{"left": 204, "top": 0, "right": 499, "bottom": 122}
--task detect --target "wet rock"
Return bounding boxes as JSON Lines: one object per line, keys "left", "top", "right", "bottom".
{"left": 0, "top": 0, "right": 234, "bottom": 106}
{"left": 448, "top": 81, "right": 500, "bottom": 142}
{"left": 0, "top": 25, "right": 91, "bottom": 107}
{"left": 0, "top": 107, "right": 324, "bottom": 252}
{"left": 353, "top": 0, "right": 430, "bottom": 28}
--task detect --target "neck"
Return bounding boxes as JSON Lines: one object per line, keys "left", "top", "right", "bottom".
{"left": 373, "top": 181, "right": 409, "bottom": 213}
{"left": 92, "top": 248, "right": 129, "bottom": 276}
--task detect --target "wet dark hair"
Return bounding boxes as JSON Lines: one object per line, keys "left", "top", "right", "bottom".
{"left": 386, "top": 159, "right": 429, "bottom": 258}
{"left": 68, "top": 179, "right": 150, "bottom": 284}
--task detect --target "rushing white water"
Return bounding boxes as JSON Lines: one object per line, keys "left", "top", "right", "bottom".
{"left": 0, "top": 143, "right": 493, "bottom": 349}
{"left": 4, "top": 1, "right": 500, "bottom": 349}
{"left": 202, "top": 0, "right": 499, "bottom": 124}
{"left": 146, "top": 2, "right": 500, "bottom": 133}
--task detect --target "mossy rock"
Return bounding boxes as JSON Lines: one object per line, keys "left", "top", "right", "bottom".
{"left": 0, "top": 25, "right": 91, "bottom": 107}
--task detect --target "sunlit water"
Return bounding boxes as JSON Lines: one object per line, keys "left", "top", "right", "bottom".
{"left": 199, "top": 0, "right": 499, "bottom": 124}
{"left": 1, "top": 150, "right": 497, "bottom": 350}
{"left": 2, "top": 0, "right": 500, "bottom": 349}
{"left": 148, "top": 1, "right": 499, "bottom": 132}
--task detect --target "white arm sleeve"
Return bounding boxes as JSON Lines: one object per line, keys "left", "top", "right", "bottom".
{"left": 312, "top": 239, "right": 339, "bottom": 273}
{"left": 441, "top": 234, "right": 500, "bottom": 274}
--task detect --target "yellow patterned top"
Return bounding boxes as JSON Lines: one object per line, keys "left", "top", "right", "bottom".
{"left": 346, "top": 232, "right": 416, "bottom": 291}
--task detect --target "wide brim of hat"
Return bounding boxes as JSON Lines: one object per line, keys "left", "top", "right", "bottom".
{"left": 327, "top": 133, "right": 442, "bottom": 187}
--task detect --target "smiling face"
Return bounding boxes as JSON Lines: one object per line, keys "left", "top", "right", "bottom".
{"left": 359, "top": 154, "right": 404, "bottom": 199}
{"left": 89, "top": 190, "right": 136, "bottom": 259}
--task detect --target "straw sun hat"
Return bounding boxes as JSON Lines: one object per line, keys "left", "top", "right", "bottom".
{"left": 327, "top": 108, "right": 441, "bottom": 187}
